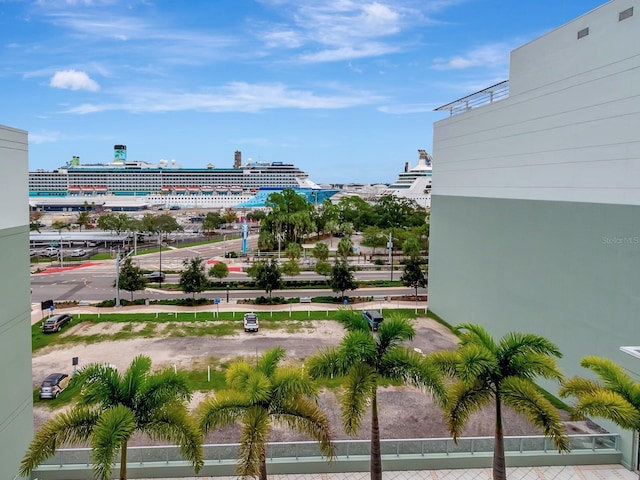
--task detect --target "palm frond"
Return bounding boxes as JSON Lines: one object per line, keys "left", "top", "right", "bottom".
{"left": 379, "top": 348, "right": 446, "bottom": 404}
{"left": 498, "top": 332, "right": 562, "bottom": 361}
{"left": 570, "top": 390, "right": 640, "bottom": 430}
{"left": 198, "top": 391, "right": 254, "bottom": 433}
{"left": 306, "top": 347, "right": 347, "bottom": 379}
{"left": 445, "top": 380, "right": 493, "bottom": 442}
{"left": 20, "top": 406, "right": 101, "bottom": 476}
{"left": 336, "top": 306, "right": 369, "bottom": 332}
{"left": 428, "top": 350, "right": 460, "bottom": 378}
{"left": 457, "top": 344, "right": 497, "bottom": 385}
{"left": 257, "top": 347, "right": 286, "bottom": 377}
{"left": 144, "top": 403, "right": 204, "bottom": 473}
{"left": 237, "top": 406, "right": 271, "bottom": 479}
{"left": 244, "top": 371, "right": 273, "bottom": 404}
{"left": 341, "top": 330, "right": 378, "bottom": 366}
{"left": 90, "top": 404, "right": 136, "bottom": 480}
{"left": 120, "top": 354, "right": 153, "bottom": 402}
{"left": 580, "top": 356, "right": 640, "bottom": 406}
{"left": 75, "top": 363, "right": 122, "bottom": 408}
{"left": 339, "top": 363, "right": 376, "bottom": 436}
{"left": 271, "top": 366, "right": 319, "bottom": 405}
{"left": 226, "top": 361, "right": 253, "bottom": 390}
{"left": 376, "top": 315, "right": 415, "bottom": 355}
{"left": 505, "top": 352, "right": 563, "bottom": 382}
{"left": 559, "top": 376, "right": 604, "bottom": 398}
{"left": 454, "top": 323, "right": 496, "bottom": 352}
{"left": 272, "top": 398, "right": 335, "bottom": 459}
{"left": 501, "top": 377, "right": 570, "bottom": 452}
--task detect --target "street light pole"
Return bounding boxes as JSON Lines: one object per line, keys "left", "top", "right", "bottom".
{"left": 158, "top": 235, "right": 163, "bottom": 288}
{"left": 387, "top": 230, "right": 394, "bottom": 282}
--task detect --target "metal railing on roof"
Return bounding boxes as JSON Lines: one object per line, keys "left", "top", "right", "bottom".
{"left": 435, "top": 80, "right": 509, "bottom": 117}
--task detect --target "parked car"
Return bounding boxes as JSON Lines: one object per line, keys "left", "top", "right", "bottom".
{"left": 243, "top": 313, "right": 259, "bottom": 332}
{"left": 70, "top": 249, "right": 87, "bottom": 257}
{"left": 29, "top": 249, "right": 37, "bottom": 257}
{"left": 42, "top": 313, "right": 73, "bottom": 333}
{"left": 42, "top": 246, "right": 59, "bottom": 257}
{"left": 362, "top": 310, "right": 384, "bottom": 331}
{"left": 39, "top": 372, "right": 71, "bottom": 399}
{"left": 144, "top": 271, "right": 165, "bottom": 282}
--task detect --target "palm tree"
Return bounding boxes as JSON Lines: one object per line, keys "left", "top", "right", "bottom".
{"left": 432, "top": 323, "right": 570, "bottom": 480}
{"left": 306, "top": 309, "right": 445, "bottom": 480}
{"left": 198, "top": 347, "right": 334, "bottom": 480}
{"left": 559, "top": 356, "right": 640, "bottom": 479}
{"left": 20, "top": 355, "right": 203, "bottom": 480}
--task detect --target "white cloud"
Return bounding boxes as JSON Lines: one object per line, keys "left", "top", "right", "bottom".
{"left": 432, "top": 42, "right": 512, "bottom": 70}
{"left": 29, "top": 131, "right": 62, "bottom": 144}
{"left": 49, "top": 70, "right": 100, "bottom": 91}
{"left": 62, "top": 82, "right": 385, "bottom": 114}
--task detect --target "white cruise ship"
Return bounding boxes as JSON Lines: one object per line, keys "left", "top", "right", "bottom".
{"left": 29, "top": 147, "right": 338, "bottom": 209}
{"left": 385, "top": 149, "right": 433, "bottom": 208}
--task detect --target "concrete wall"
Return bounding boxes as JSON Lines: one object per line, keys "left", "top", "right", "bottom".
{"left": 0, "top": 125, "right": 32, "bottom": 479}
{"left": 429, "top": 0, "right": 640, "bottom": 470}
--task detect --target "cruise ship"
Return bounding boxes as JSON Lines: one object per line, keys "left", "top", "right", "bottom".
{"left": 29, "top": 147, "right": 338, "bottom": 210}
{"left": 384, "top": 149, "right": 433, "bottom": 208}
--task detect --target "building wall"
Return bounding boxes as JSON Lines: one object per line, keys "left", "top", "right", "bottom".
{"left": 0, "top": 125, "right": 33, "bottom": 479}
{"left": 429, "top": 0, "right": 640, "bottom": 469}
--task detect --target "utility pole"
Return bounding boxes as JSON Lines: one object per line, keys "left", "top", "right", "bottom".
{"left": 387, "top": 230, "right": 394, "bottom": 282}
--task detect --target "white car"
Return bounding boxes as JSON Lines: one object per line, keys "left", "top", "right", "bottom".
{"left": 243, "top": 313, "right": 259, "bottom": 332}
{"left": 70, "top": 249, "right": 87, "bottom": 257}
{"left": 43, "top": 247, "right": 59, "bottom": 257}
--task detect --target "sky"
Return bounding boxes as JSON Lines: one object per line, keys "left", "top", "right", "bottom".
{"left": 2, "top": 0, "right": 606, "bottom": 184}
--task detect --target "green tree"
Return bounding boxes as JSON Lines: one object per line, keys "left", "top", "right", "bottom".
{"left": 361, "top": 226, "right": 387, "bottom": 256}
{"left": 97, "top": 213, "right": 131, "bottom": 235}
{"left": 559, "top": 355, "right": 640, "bottom": 480}
{"left": 51, "top": 220, "right": 70, "bottom": 234}
{"left": 401, "top": 237, "right": 422, "bottom": 258}
{"left": 336, "top": 236, "right": 354, "bottom": 261}
{"left": 400, "top": 257, "right": 427, "bottom": 299}
{"left": 315, "top": 260, "right": 332, "bottom": 278}
{"left": 307, "top": 309, "right": 444, "bottom": 480}
{"left": 75, "top": 210, "right": 92, "bottom": 231}
{"left": 20, "top": 355, "right": 203, "bottom": 480}
{"left": 208, "top": 261, "right": 229, "bottom": 284}
{"left": 257, "top": 230, "right": 275, "bottom": 251}
{"left": 222, "top": 208, "right": 238, "bottom": 225}
{"left": 198, "top": 347, "right": 334, "bottom": 480}
{"left": 432, "top": 324, "right": 570, "bottom": 480}
{"left": 312, "top": 242, "right": 329, "bottom": 262}
{"left": 179, "top": 257, "right": 208, "bottom": 301}
{"left": 203, "top": 212, "right": 223, "bottom": 236}
{"left": 281, "top": 258, "right": 300, "bottom": 277}
{"left": 117, "top": 257, "right": 147, "bottom": 301}
{"left": 285, "top": 242, "right": 302, "bottom": 260}
{"left": 247, "top": 259, "right": 282, "bottom": 298}
{"left": 329, "top": 260, "right": 357, "bottom": 299}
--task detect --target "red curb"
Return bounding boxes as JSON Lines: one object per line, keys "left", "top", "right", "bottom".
{"left": 36, "top": 262, "right": 101, "bottom": 274}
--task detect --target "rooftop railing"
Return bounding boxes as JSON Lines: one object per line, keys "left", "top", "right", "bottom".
{"left": 434, "top": 80, "right": 509, "bottom": 117}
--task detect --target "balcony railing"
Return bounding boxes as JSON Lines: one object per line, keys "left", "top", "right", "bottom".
{"left": 37, "top": 433, "right": 620, "bottom": 469}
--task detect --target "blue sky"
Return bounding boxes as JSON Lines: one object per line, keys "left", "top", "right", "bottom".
{"left": 2, "top": 0, "right": 604, "bottom": 184}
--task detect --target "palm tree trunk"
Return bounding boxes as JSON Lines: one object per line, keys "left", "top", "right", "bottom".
{"left": 259, "top": 447, "right": 268, "bottom": 480}
{"left": 493, "top": 396, "right": 506, "bottom": 480}
{"left": 119, "top": 440, "right": 128, "bottom": 480}
{"left": 370, "top": 388, "right": 382, "bottom": 480}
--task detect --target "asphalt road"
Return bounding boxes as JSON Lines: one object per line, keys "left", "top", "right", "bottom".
{"left": 30, "top": 234, "right": 426, "bottom": 303}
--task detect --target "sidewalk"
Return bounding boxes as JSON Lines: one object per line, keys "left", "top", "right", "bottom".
{"left": 134, "top": 465, "right": 638, "bottom": 480}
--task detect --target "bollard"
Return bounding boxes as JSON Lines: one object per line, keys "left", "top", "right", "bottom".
{"left": 208, "top": 366, "right": 211, "bottom": 382}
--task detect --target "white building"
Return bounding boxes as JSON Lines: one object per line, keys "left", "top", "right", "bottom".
{"left": 0, "top": 125, "right": 32, "bottom": 478}
{"left": 429, "top": 0, "right": 640, "bottom": 470}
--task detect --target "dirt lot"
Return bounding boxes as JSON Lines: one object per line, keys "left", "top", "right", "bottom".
{"left": 32, "top": 315, "right": 575, "bottom": 445}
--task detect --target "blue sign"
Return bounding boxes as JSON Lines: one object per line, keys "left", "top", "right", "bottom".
{"left": 214, "top": 298, "right": 220, "bottom": 304}
{"left": 343, "top": 299, "right": 348, "bottom": 305}
{"left": 49, "top": 305, "right": 55, "bottom": 312}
